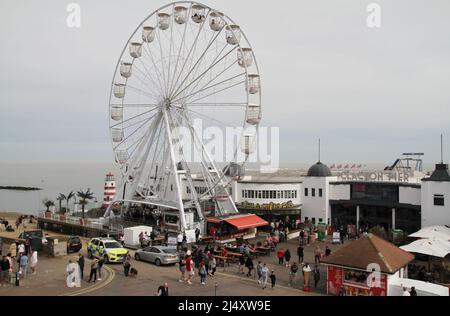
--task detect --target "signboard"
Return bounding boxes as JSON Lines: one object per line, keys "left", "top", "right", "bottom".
{"left": 327, "top": 266, "right": 387, "bottom": 296}
{"left": 167, "top": 236, "right": 177, "bottom": 248}
{"left": 239, "top": 200, "right": 296, "bottom": 211}
{"left": 184, "top": 229, "right": 196, "bottom": 244}
{"left": 337, "top": 171, "right": 410, "bottom": 183}
{"left": 332, "top": 232, "right": 340, "bottom": 244}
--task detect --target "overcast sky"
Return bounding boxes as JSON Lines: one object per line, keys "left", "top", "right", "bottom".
{"left": 0, "top": 0, "right": 449, "bottom": 165}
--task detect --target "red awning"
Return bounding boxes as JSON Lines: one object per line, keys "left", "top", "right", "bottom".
{"left": 206, "top": 217, "right": 222, "bottom": 224}
{"left": 224, "top": 214, "right": 268, "bottom": 230}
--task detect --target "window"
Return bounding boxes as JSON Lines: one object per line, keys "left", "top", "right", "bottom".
{"left": 434, "top": 194, "right": 445, "bottom": 206}
{"left": 319, "top": 188, "right": 323, "bottom": 197}
{"left": 312, "top": 188, "right": 316, "bottom": 197}
{"left": 305, "top": 188, "right": 308, "bottom": 196}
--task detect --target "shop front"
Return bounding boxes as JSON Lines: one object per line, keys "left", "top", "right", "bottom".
{"left": 206, "top": 213, "right": 269, "bottom": 243}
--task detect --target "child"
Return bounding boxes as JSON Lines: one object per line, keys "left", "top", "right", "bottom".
{"left": 270, "top": 270, "right": 276, "bottom": 289}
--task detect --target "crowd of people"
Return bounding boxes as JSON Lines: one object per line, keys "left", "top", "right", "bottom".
{"left": 0, "top": 240, "right": 38, "bottom": 287}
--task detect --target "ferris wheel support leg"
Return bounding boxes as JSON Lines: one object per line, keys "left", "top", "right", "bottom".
{"left": 162, "top": 106, "right": 187, "bottom": 232}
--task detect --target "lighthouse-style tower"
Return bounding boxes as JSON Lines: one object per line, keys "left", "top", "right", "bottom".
{"left": 102, "top": 172, "right": 116, "bottom": 209}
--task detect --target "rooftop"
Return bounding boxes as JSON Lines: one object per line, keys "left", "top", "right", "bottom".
{"left": 321, "top": 233, "right": 414, "bottom": 274}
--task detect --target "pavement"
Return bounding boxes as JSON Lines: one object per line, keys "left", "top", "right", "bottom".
{"left": 0, "top": 233, "right": 348, "bottom": 296}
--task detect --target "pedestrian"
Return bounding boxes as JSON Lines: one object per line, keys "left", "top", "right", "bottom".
{"left": 177, "top": 232, "right": 183, "bottom": 250}
{"left": 97, "top": 257, "right": 104, "bottom": 281}
{"left": 18, "top": 242, "right": 25, "bottom": 256}
{"left": 238, "top": 254, "right": 245, "bottom": 274}
{"left": 325, "top": 246, "right": 331, "bottom": 257}
{"left": 186, "top": 251, "right": 194, "bottom": 285}
{"left": 276, "top": 248, "right": 285, "bottom": 265}
{"left": 303, "top": 263, "right": 312, "bottom": 290}
{"left": 19, "top": 252, "right": 28, "bottom": 278}
{"left": 314, "top": 246, "right": 321, "bottom": 264}
{"left": 270, "top": 270, "right": 276, "bottom": 289}
{"left": 199, "top": 261, "right": 207, "bottom": 285}
{"left": 88, "top": 258, "right": 98, "bottom": 282}
{"left": 261, "top": 263, "right": 269, "bottom": 289}
{"left": 78, "top": 253, "right": 85, "bottom": 279}
{"left": 9, "top": 241, "right": 17, "bottom": 259}
{"left": 66, "top": 259, "right": 75, "bottom": 287}
{"left": 284, "top": 248, "right": 291, "bottom": 267}
{"left": 209, "top": 256, "right": 216, "bottom": 276}
{"left": 178, "top": 255, "right": 186, "bottom": 282}
{"left": 402, "top": 286, "right": 411, "bottom": 296}
{"left": 297, "top": 245, "right": 304, "bottom": 263}
{"left": 156, "top": 283, "right": 169, "bottom": 296}
{"left": 123, "top": 254, "right": 131, "bottom": 277}
{"left": 245, "top": 256, "right": 254, "bottom": 277}
{"left": 299, "top": 230, "right": 305, "bottom": 245}
{"left": 313, "top": 265, "right": 320, "bottom": 288}
{"left": 410, "top": 286, "right": 417, "bottom": 296}
{"left": 289, "top": 262, "right": 299, "bottom": 286}
{"left": 1, "top": 255, "right": 10, "bottom": 287}
{"left": 195, "top": 228, "right": 200, "bottom": 243}
{"left": 30, "top": 250, "right": 38, "bottom": 275}
{"left": 256, "top": 261, "right": 263, "bottom": 284}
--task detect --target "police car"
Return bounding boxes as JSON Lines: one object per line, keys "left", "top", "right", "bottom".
{"left": 87, "top": 237, "right": 128, "bottom": 263}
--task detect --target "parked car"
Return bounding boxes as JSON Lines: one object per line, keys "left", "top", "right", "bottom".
{"left": 66, "top": 236, "right": 82, "bottom": 253}
{"left": 134, "top": 246, "right": 179, "bottom": 266}
{"left": 18, "top": 229, "right": 43, "bottom": 240}
{"left": 87, "top": 237, "right": 128, "bottom": 263}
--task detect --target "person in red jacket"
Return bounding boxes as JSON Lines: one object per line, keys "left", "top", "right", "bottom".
{"left": 277, "top": 249, "right": 285, "bottom": 265}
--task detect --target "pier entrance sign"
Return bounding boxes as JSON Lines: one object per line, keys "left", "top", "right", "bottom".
{"left": 105, "top": 2, "right": 261, "bottom": 233}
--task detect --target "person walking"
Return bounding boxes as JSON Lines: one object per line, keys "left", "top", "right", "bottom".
{"left": 410, "top": 286, "right": 417, "bottom": 296}
{"left": 123, "top": 254, "right": 131, "bottom": 277}
{"left": 289, "top": 262, "right": 299, "bottom": 286}
{"left": 30, "top": 251, "right": 38, "bottom": 275}
{"left": 256, "top": 261, "right": 263, "bottom": 284}
{"left": 9, "top": 241, "right": 17, "bottom": 259}
{"left": 284, "top": 249, "right": 291, "bottom": 267}
{"left": 276, "top": 249, "right": 285, "bottom": 265}
{"left": 313, "top": 265, "right": 321, "bottom": 288}
{"left": 314, "top": 246, "right": 321, "bottom": 264}
{"left": 156, "top": 283, "right": 169, "bottom": 296}
{"left": 303, "top": 263, "right": 312, "bottom": 291}
{"left": 19, "top": 252, "right": 28, "bottom": 278}
{"left": 178, "top": 255, "right": 186, "bottom": 282}
{"left": 297, "top": 245, "right": 304, "bottom": 263}
{"left": 199, "top": 261, "right": 207, "bottom": 285}
{"left": 97, "top": 257, "right": 104, "bottom": 281}
{"left": 261, "top": 263, "right": 269, "bottom": 289}
{"left": 245, "top": 256, "right": 254, "bottom": 277}
{"left": 325, "top": 246, "right": 331, "bottom": 257}
{"left": 238, "top": 254, "right": 245, "bottom": 274}
{"left": 209, "top": 256, "right": 217, "bottom": 276}
{"left": 186, "top": 251, "right": 194, "bottom": 285}
{"left": 88, "top": 258, "right": 98, "bottom": 282}
{"left": 17, "top": 242, "right": 25, "bottom": 256}
{"left": 1, "top": 255, "right": 10, "bottom": 287}
{"left": 269, "top": 270, "right": 276, "bottom": 290}
{"left": 78, "top": 253, "right": 85, "bottom": 279}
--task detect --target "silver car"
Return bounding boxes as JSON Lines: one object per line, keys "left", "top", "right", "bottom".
{"left": 134, "top": 246, "right": 179, "bottom": 266}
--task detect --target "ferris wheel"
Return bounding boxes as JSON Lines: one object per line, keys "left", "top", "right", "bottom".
{"left": 106, "top": 1, "right": 261, "bottom": 231}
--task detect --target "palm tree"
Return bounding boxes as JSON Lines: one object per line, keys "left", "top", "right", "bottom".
{"left": 65, "top": 191, "right": 75, "bottom": 213}
{"left": 42, "top": 198, "right": 55, "bottom": 212}
{"left": 77, "top": 188, "right": 94, "bottom": 219}
{"left": 57, "top": 193, "right": 66, "bottom": 214}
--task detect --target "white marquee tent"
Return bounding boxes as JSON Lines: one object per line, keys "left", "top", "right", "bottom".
{"left": 400, "top": 238, "right": 450, "bottom": 258}
{"left": 409, "top": 225, "right": 450, "bottom": 241}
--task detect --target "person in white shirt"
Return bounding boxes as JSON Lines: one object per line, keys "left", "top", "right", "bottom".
{"left": 402, "top": 287, "right": 411, "bottom": 296}
{"left": 18, "top": 243, "right": 25, "bottom": 255}
{"left": 30, "top": 251, "right": 38, "bottom": 274}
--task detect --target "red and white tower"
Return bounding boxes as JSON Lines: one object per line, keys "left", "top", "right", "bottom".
{"left": 102, "top": 172, "right": 116, "bottom": 208}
